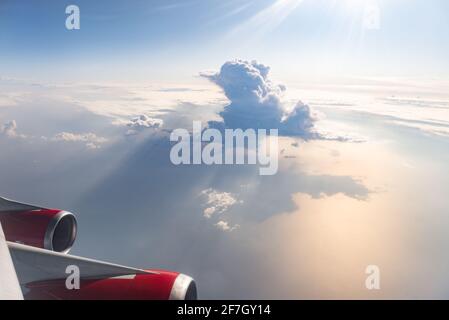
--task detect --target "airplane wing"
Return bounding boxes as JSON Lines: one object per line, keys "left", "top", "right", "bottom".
{"left": 8, "top": 242, "right": 196, "bottom": 300}
{"left": 0, "top": 196, "right": 43, "bottom": 212}
{"left": 0, "top": 222, "right": 23, "bottom": 300}
{"left": 8, "top": 241, "right": 154, "bottom": 286}
{"left": 0, "top": 196, "right": 197, "bottom": 300}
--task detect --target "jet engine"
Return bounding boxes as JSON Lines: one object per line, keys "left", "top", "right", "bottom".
{"left": 0, "top": 205, "right": 77, "bottom": 253}
{"left": 24, "top": 271, "right": 197, "bottom": 300}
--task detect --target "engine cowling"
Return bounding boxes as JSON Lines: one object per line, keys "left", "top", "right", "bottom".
{"left": 24, "top": 271, "right": 197, "bottom": 300}
{"left": 0, "top": 209, "right": 77, "bottom": 253}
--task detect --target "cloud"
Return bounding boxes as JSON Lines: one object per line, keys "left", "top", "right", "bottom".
{"left": 125, "top": 115, "right": 163, "bottom": 136}
{"left": 214, "top": 220, "right": 240, "bottom": 232}
{"left": 0, "top": 117, "right": 109, "bottom": 149}
{"left": 200, "top": 188, "right": 239, "bottom": 218}
{"left": 388, "top": 120, "right": 449, "bottom": 137}
{"left": 1, "top": 120, "right": 18, "bottom": 137}
{"left": 202, "top": 59, "right": 318, "bottom": 138}
{"left": 52, "top": 132, "right": 108, "bottom": 149}
{"left": 200, "top": 189, "right": 242, "bottom": 232}
{"left": 0, "top": 120, "right": 25, "bottom": 138}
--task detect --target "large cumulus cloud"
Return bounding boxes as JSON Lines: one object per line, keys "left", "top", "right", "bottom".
{"left": 202, "top": 59, "right": 317, "bottom": 138}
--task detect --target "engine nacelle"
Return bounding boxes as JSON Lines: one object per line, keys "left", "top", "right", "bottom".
{"left": 0, "top": 209, "right": 77, "bottom": 253}
{"left": 24, "top": 271, "right": 197, "bottom": 300}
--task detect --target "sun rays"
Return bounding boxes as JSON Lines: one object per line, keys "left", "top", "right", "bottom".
{"left": 227, "top": 0, "right": 304, "bottom": 38}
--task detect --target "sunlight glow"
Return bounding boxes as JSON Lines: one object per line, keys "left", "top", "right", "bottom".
{"left": 341, "top": 0, "right": 379, "bottom": 14}
{"left": 228, "top": 0, "right": 304, "bottom": 37}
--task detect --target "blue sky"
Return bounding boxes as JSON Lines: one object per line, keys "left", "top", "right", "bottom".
{"left": 1, "top": 0, "right": 449, "bottom": 82}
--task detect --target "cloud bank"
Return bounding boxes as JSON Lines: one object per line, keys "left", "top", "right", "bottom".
{"left": 202, "top": 59, "right": 317, "bottom": 138}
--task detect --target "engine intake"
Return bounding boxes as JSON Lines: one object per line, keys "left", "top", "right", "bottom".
{"left": 44, "top": 211, "right": 77, "bottom": 253}
{"left": 0, "top": 209, "right": 77, "bottom": 253}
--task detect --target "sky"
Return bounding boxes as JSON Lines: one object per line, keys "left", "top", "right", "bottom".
{"left": 1, "top": 1, "right": 449, "bottom": 299}
{"left": 1, "top": 0, "right": 449, "bottom": 82}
